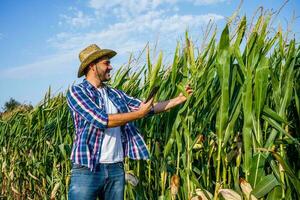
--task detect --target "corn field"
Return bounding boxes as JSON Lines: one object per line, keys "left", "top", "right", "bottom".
{"left": 1, "top": 11, "right": 300, "bottom": 200}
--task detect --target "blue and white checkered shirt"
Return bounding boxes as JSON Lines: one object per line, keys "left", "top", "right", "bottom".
{"left": 66, "top": 79, "right": 153, "bottom": 172}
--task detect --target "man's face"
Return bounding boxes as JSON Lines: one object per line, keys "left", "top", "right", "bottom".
{"left": 93, "top": 57, "right": 112, "bottom": 82}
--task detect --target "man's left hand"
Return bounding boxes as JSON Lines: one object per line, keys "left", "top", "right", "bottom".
{"left": 178, "top": 84, "right": 193, "bottom": 103}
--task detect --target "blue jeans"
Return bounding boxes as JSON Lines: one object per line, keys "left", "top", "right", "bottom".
{"left": 68, "top": 162, "right": 125, "bottom": 200}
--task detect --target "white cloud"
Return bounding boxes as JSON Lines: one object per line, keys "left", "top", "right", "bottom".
{"left": 59, "top": 7, "right": 94, "bottom": 28}
{"left": 45, "top": 9, "right": 224, "bottom": 74}
{"left": 89, "top": 0, "right": 227, "bottom": 20}
{"left": 49, "top": 10, "right": 223, "bottom": 52}
{"left": 89, "top": 0, "right": 178, "bottom": 20}
{"left": 189, "top": 0, "right": 227, "bottom": 5}
{"left": 3, "top": 0, "right": 224, "bottom": 80}
{"left": 4, "top": 9, "right": 223, "bottom": 80}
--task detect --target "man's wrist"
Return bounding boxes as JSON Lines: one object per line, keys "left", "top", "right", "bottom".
{"left": 136, "top": 109, "right": 144, "bottom": 119}
{"left": 177, "top": 95, "right": 186, "bottom": 104}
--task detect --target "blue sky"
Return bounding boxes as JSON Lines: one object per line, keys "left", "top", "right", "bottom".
{"left": 0, "top": 0, "right": 299, "bottom": 110}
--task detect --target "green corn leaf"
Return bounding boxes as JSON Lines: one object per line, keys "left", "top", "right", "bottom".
{"left": 149, "top": 51, "right": 163, "bottom": 90}
{"left": 58, "top": 143, "right": 67, "bottom": 159}
{"left": 175, "top": 130, "right": 182, "bottom": 153}
{"left": 266, "top": 186, "right": 282, "bottom": 200}
{"left": 163, "top": 138, "right": 174, "bottom": 158}
{"left": 171, "top": 43, "right": 180, "bottom": 86}
{"left": 249, "top": 153, "right": 266, "bottom": 188}
{"left": 262, "top": 115, "right": 299, "bottom": 145}
{"left": 254, "top": 57, "right": 269, "bottom": 118}
{"left": 223, "top": 101, "right": 241, "bottom": 147}
{"left": 201, "top": 31, "right": 216, "bottom": 61}
{"left": 147, "top": 45, "right": 152, "bottom": 75}
{"left": 294, "top": 89, "right": 300, "bottom": 119}
{"left": 242, "top": 68, "right": 253, "bottom": 179}
{"left": 271, "top": 152, "right": 300, "bottom": 197}
{"left": 176, "top": 84, "right": 189, "bottom": 97}
{"left": 267, "top": 159, "right": 281, "bottom": 185}
{"left": 271, "top": 151, "right": 298, "bottom": 180}
{"left": 262, "top": 107, "right": 288, "bottom": 124}
{"left": 216, "top": 24, "right": 230, "bottom": 140}
{"left": 233, "top": 48, "right": 246, "bottom": 76}
{"left": 252, "top": 174, "right": 280, "bottom": 198}
{"left": 234, "top": 16, "right": 246, "bottom": 48}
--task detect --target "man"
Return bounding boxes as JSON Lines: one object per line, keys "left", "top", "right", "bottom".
{"left": 67, "top": 44, "right": 192, "bottom": 199}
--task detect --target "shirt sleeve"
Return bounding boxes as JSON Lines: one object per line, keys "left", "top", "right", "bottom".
{"left": 66, "top": 85, "right": 108, "bottom": 130}
{"left": 118, "top": 90, "right": 155, "bottom": 116}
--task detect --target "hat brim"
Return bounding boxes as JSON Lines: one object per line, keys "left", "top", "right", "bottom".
{"left": 77, "top": 49, "right": 117, "bottom": 78}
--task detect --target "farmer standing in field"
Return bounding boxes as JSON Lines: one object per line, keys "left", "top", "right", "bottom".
{"left": 66, "top": 44, "right": 193, "bottom": 200}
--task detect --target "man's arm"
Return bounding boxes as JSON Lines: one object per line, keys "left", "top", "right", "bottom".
{"left": 67, "top": 85, "right": 154, "bottom": 129}
{"left": 108, "top": 99, "right": 153, "bottom": 128}
{"left": 153, "top": 96, "right": 185, "bottom": 114}
{"left": 67, "top": 85, "right": 109, "bottom": 130}
{"left": 108, "top": 84, "right": 193, "bottom": 126}
{"left": 153, "top": 84, "right": 193, "bottom": 114}
{"left": 117, "top": 89, "right": 155, "bottom": 116}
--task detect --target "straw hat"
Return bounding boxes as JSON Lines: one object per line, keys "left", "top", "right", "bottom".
{"left": 77, "top": 44, "right": 117, "bottom": 78}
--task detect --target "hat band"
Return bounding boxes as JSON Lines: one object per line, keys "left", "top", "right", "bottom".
{"left": 81, "top": 49, "right": 99, "bottom": 63}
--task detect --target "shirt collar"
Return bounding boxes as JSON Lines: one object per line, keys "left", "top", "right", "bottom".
{"left": 82, "top": 78, "right": 109, "bottom": 91}
{"left": 82, "top": 78, "right": 95, "bottom": 91}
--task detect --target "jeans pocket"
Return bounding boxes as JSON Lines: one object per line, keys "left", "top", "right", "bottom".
{"left": 116, "top": 162, "right": 124, "bottom": 170}
{"left": 72, "top": 163, "right": 87, "bottom": 170}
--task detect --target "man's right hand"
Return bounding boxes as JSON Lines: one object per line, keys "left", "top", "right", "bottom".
{"left": 138, "top": 97, "right": 154, "bottom": 118}
{"left": 107, "top": 97, "right": 154, "bottom": 128}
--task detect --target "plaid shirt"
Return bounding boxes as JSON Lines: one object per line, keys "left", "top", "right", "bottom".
{"left": 66, "top": 79, "right": 153, "bottom": 172}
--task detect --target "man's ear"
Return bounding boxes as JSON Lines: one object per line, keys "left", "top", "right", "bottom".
{"left": 89, "top": 64, "right": 95, "bottom": 72}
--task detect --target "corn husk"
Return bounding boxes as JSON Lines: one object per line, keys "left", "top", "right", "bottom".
{"left": 240, "top": 178, "right": 258, "bottom": 200}
{"left": 125, "top": 171, "right": 139, "bottom": 186}
{"left": 50, "top": 182, "right": 60, "bottom": 200}
{"left": 195, "top": 188, "right": 213, "bottom": 200}
{"left": 170, "top": 174, "right": 180, "bottom": 196}
{"left": 219, "top": 189, "right": 242, "bottom": 200}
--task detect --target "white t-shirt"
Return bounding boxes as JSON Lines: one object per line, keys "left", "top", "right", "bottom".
{"left": 98, "top": 87, "right": 124, "bottom": 163}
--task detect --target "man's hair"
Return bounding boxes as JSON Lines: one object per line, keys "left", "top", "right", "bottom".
{"left": 84, "top": 58, "right": 99, "bottom": 76}
{"left": 83, "top": 65, "right": 91, "bottom": 76}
